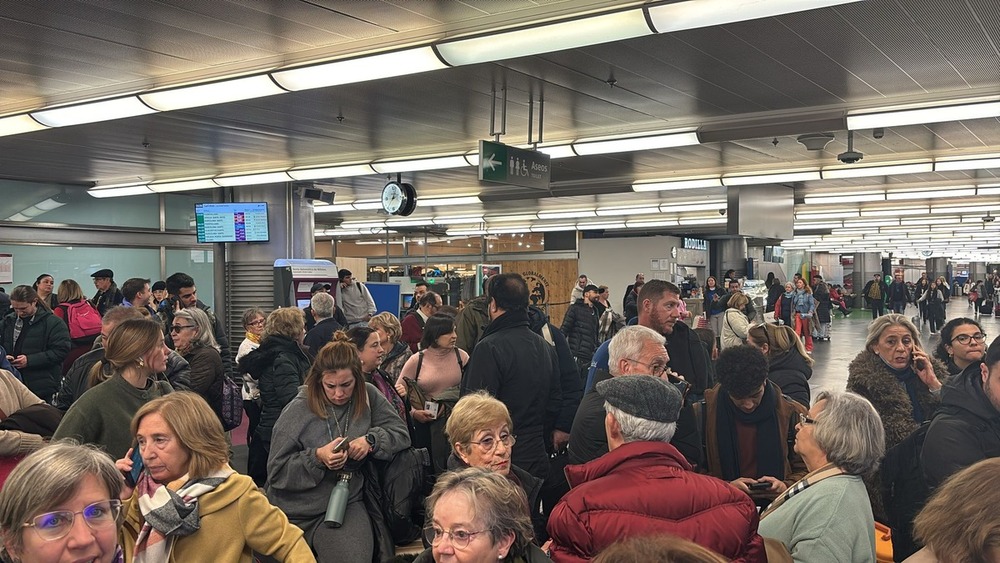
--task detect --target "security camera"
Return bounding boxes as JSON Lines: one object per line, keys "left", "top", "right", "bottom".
{"left": 983, "top": 215, "right": 995, "bottom": 223}
{"left": 718, "top": 208, "right": 727, "bottom": 216}
{"left": 837, "top": 150, "right": 864, "bottom": 164}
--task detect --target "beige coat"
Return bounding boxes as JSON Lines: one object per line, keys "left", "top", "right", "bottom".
{"left": 0, "top": 369, "right": 46, "bottom": 456}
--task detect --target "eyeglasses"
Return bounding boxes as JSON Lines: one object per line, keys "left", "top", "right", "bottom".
{"left": 23, "top": 500, "right": 122, "bottom": 541}
{"left": 467, "top": 432, "right": 515, "bottom": 453}
{"left": 247, "top": 319, "right": 265, "bottom": 327}
{"left": 423, "top": 525, "right": 488, "bottom": 549}
{"left": 798, "top": 413, "right": 818, "bottom": 425}
{"left": 952, "top": 332, "right": 987, "bottom": 345}
{"left": 170, "top": 324, "right": 196, "bottom": 333}
{"left": 625, "top": 358, "right": 668, "bottom": 376}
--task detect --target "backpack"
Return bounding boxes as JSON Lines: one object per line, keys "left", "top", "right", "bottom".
{"left": 880, "top": 422, "right": 931, "bottom": 562}
{"left": 59, "top": 301, "right": 102, "bottom": 342}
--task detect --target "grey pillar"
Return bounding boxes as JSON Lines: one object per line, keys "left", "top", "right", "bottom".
{"left": 852, "top": 252, "right": 883, "bottom": 288}
{"left": 714, "top": 238, "right": 748, "bottom": 279}
{"left": 926, "top": 258, "right": 947, "bottom": 283}
{"left": 970, "top": 262, "right": 987, "bottom": 281}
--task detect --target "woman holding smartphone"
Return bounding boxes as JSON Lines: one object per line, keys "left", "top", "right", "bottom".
{"left": 267, "top": 332, "right": 410, "bottom": 563}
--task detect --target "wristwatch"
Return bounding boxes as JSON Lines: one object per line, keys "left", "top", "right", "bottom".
{"left": 365, "top": 433, "right": 377, "bottom": 453}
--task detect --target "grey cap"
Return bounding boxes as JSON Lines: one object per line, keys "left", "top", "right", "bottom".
{"left": 596, "top": 375, "right": 683, "bottom": 423}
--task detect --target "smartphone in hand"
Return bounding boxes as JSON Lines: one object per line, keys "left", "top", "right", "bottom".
{"left": 332, "top": 438, "right": 350, "bottom": 453}
{"left": 748, "top": 481, "right": 772, "bottom": 491}
{"left": 125, "top": 447, "right": 145, "bottom": 487}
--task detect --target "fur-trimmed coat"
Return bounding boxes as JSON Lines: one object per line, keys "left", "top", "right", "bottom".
{"left": 846, "top": 349, "right": 948, "bottom": 520}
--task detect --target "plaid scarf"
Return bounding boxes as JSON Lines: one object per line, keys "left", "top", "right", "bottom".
{"left": 760, "top": 463, "right": 843, "bottom": 520}
{"left": 132, "top": 467, "right": 234, "bottom": 563}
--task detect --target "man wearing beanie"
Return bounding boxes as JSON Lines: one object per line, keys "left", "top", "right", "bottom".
{"left": 547, "top": 375, "right": 765, "bottom": 562}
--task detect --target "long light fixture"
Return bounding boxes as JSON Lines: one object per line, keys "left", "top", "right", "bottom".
{"left": 5, "top": 196, "right": 68, "bottom": 221}
{"left": 595, "top": 205, "right": 662, "bottom": 217}
{"left": 935, "top": 156, "right": 1000, "bottom": 172}
{"left": 434, "top": 10, "right": 653, "bottom": 66}
{"left": 31, "top": 97, "right": 156, "bottom": 127}
{"left": 572, "top": 129, "right": 700, "bottom": 156}
{"left": 0, "top": 114, "right": 47, "bottom": 137}
{"left": 432, "top": 215, "right": 484, "bottom": 225}
{"left": 885, "top": 187, "right": 976, "bottom": 200}
{"left": 802, "top": 191, "right": 885, "bottom": 204}
{"left": 537, "top": 210, "right": 596, "bottom": 220}
{"left": 214, "top": 171, "right": 293, "bottom": 187}
{"left": 417, "top": 196, "right": 482, "bottom": 208}
{"left": 632, "top": 177, "right": 723, "bottom": 192}
{"left": 288, "top": 164, "right": 376, "bottom": 181}
{"left": 371, "top": 155, "right": 473, "bottom": 174}
{"left": 272, "top": 46, "right": 447, "bottom": 91}
{"left": 646, "top": 0, "right": 861, "bottom": 33}
{"left": 722, "top": 170, "right": 821, "bottom": 186}
{"left": 847, "top": 99, "right": 1000, "bottom": 130}
{"left": 139, "top": 75, "right": 286, "bottom": 111}
{"left": 822, "top": 162, "right": 933, "bottom": 180}
{"left": 659, "top": 201, "right": 726, "bottom": 213}
{"left": 87, "top": 185, "right": 155, "bottom": 198}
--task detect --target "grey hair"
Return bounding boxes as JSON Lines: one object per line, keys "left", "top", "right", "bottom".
{"left": 0, "top": 441, "right": 123, "bottom": 557}
{"left": 311, "top": 292, "right": 335, "bottom": 319}
{"left": 865, "top": 313, "right": 922, "bottom": 353}
{"left": 175, "top": 307, "right": 220, "bottom": 351}
{"left": 812, "top": 390, "right": 885, "bottom": 476}
{"left": 608, "top": 325, "right": 666, "bottom": 377}
{"left": 605, "top": 403, "right": 677, "bottom": 444}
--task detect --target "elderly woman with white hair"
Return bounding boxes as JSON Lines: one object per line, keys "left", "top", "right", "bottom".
{"left": 758, "top": 390, "right": 886, "bottom": 563}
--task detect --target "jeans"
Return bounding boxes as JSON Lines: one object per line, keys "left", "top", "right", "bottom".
{"left": 868, "top": 299, "right": 885, "bottom": 319}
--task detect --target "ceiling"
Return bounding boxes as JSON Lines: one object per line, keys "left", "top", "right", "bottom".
{"left": 4, "top": 0, "right": 1000, "bottom": 258}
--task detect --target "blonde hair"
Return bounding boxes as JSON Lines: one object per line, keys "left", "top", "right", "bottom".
{"left": 914, "top": 458, "right": 1000, "bottom": 562}
{"left": 727, "top": 292, "right": 749, "bottom": 310}
{"left": 261, "top": 307, "right": 304, "bottom": 341}
{"left": 368, "top": 312, "right": 402, "bottom": 344}
{"left": 446, "top": 392, "right": 513, "bottom": 458}
{"left": 747, "top": 323, "right": 814, "bottom": 367}
{"left": 304, "top": 332, "right": 368, "bottom": 421}
{"left": 131, "top": 392, "right": 228, "bottom": 480}
{"left": 592, "top": 535, "right": 728, "bottom": 563}
{"left": 56, "top": 279, "right": 84, "bottom": 302}
{"left": 864, "top": 313, "right": 922, "bottom": 354}
{"left": 88, "top": 318, "right": 164, "bottom": 389}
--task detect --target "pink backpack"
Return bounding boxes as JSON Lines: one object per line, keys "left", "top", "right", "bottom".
{"left": 60, "top": 301, "right": 102, "bottom": 341}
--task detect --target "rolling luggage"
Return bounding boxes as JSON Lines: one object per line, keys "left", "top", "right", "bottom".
{"left": 981, "top": 300, "right": 993, "bottom": 315}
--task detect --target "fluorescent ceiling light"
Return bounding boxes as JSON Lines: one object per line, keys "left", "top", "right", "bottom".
{"left": 435, "top": 10, "right": 652, "bottom": 66}
{"left": 678, "top": 217, "right": 727, "bottom": 225}
{"left": 932, "top": 204, "right": 1000, "bottom": 214}
{"left": 339, "top": 221, "right": 387, "bottom": 229}
{"left": 723, "top": 170, "right": 820, "bottom": 186}
{"left": 31, "top": 97, "right": 156, "bottom": 127}
{"left": 288, "top": 163, "right": 376, "bottom": 180}
{"left": 486, "top": 214, "right": 539, "bottom": 223}
{"left": 847, "top": 99, "right": 1000, "bottom": 130}
{"left": 977, "top": 186, "right": 1000, "bottom": 196}
{"left": 572, "top": 130, "right": 699, "bottom": 156}
{"left": 794, "top": 210, "right": 860, "bottom": 219}
{"left": 0, "top": 114, "right": 47, "bottom": 137}
{"left": 625, "top": 219, "right": 680, "bottom": 228}
{"left": 576, "top": 222, "right": 626, "bottom": 230}
{"left": 147, "top": 179, "right": 219, "bottom": 193}
{"left": 463, "top": 153, "right": 480, "bottom": 167}
{"left": 371, "top": 155, "right": 470, "bottom": 174}
{"left": 901, "top": 217, "right": 960, "bottom": 225}
{"left": 352, "top": 201, "right": 384, "bottom": 211}
{"left": 321, "top": 229, "right": 363, "bottom": 237}
{"left": 595, "top": 205, "right": 661, "bottom": 216}
{"left": 659, "top": 201, "right": 727, "bottom": 213}
{"left": 535, "top": 145, "right": 576, "bottom": 159}
{"left": 488, "top": 226, "right": 533, "bottom": 234}
{"left": 793, "top": 222, "right": 843, "bottom": 229}
{"left": 417, "top": 196, "right": 481, "bottom": 208}
{"left": 139, "top": 75, "right": 285, "bottom": 111}
{"left": 935, "top": 157, "right": 1000, "bottom": 172}
{"left": 632, "top": 177, "right": 723, "bottom": 192}
{"left": 647, "top": 0, "right": 861, "bottom": 33}
{"left": 530, "top": 223, "right": 576, "bottom": 232}
{"left": 271, "top": 46, "right": 447, "bottom": 91}
{"left": 87, "top": 185, "right": 154, "bottom": 198}
{"left": 313, "top": 204, "right": 355, "bottom": 213}
{"left": 886, "top": 187, "right": 977, "bottom": 200}
{"left": 859, "top": 207, "right": 929, "bottom": 217}
{"left": 537, "top": 210, "right": 596, "bottom": 219}
{"left": 842, "top": 219, "right": 899, "bottom": 227}
{"left": 384, "top": 218, "right": 431, "bottom": 227}
{"left": 432, "top": 215, "right": 484, "bottom": 225}
{"left": 803, "top": 192, "right": 885, "bottom": 204}
{"left": 214, "top": 171, "right": 292, "bottom": 187}
{"left": 446, "top": 229, "right": 487, "bottom": 236}
{"left": 822, "top": 162, "right": 933, "bottom": 180}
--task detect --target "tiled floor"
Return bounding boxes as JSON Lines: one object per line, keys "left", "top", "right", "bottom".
{"left": 809, "top": 296, "right": 993, "bottom": 395}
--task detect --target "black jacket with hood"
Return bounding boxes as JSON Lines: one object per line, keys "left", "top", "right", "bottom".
{"left": 238, "top": 334, "right": 312, "bottom": 446}
{"left": 767, "top": 350, "right": 812, "bottom": 408}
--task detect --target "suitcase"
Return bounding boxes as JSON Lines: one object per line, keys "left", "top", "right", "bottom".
{"left": 981, "top": 300, "right": 993, "bottom": 315}
{"left": 994, "top": 302, "right": 1000, "bottom": 317}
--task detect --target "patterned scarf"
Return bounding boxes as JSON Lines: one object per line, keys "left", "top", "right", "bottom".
{"left": 760, "top": 463, "right": 844, "bottom": 520}
{"left": 132, "top": 467, "right": 234, "bottom": 563}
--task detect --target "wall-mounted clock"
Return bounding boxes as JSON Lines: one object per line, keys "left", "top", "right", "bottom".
{"left": 381, "top": 181, "right": 417, "bottom": 216}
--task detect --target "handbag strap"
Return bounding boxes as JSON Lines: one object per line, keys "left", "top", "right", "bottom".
{"left": 414, "top": 351, "right": 423, "bottom": 383}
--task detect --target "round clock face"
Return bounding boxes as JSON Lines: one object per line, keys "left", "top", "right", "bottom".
{"left": 382, "top": 182, "right": 404, "bottom": 214}
{"left": 671, "top": 246, "right": 678, "bottom": 258}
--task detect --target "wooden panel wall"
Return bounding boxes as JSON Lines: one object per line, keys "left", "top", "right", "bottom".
{"left": 499, "top": 258, "right": 578, "bottom": 327}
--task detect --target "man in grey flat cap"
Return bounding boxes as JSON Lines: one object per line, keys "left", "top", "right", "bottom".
{"left": 547, "top": 375, "right": 765, "bottom": 563}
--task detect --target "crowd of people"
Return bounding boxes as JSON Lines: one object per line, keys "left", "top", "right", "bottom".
{"left": 0, "top": 267, "right": 998, "bottom": 562}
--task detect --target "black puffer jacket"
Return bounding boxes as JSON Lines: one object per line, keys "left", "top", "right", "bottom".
{"left": 665, "top": 321, "right": 714, "bottom": 399}
{"left": 921, "top": 361, "right": 1000, "bottom": 489}
{"left": 528, "top": 306, "right": 582, "bottom": 434}
{"left": 560, "top": 299, "right": 599, "bottom": 364}
{"left": 767, "top": 350, "right": 812, "bottom": 408}
{"left": 238, "top": 334, "right": 311, "bottom": 446}
{"left": 0, "top": 308, "right": 71, "bottom": 400}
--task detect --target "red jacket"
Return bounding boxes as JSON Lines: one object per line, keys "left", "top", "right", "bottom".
{"left": 400, "top": 311, "right": 426, "bottom": 353}
{"left": 547, "top": 441, "right": 766, "bottom": 563}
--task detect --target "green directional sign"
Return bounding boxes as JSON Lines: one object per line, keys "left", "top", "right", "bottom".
{"left": 478, "top": 140, "right": 551, "bottom": 189}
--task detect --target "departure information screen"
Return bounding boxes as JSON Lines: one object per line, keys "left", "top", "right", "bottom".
{"left": 195, "top": 202, "right": 269, "bottom": 243}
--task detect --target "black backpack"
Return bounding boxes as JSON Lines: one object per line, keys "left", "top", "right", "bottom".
{"left": 880, "top": 422, "right": 931, "bottom": 562}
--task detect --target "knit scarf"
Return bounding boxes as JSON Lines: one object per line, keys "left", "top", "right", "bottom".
{"left": 132, "top": 467, "right": 234, "bottom": 563}
{"left": 880, "top": 356, "right": 924, "bottom": 423}
{"left": 760, "top": 463, "right": 844, "bottom": 520}
{"left": 716, "top": 381, "right": 785, "bottom": 481}
{"left": 244, "top": 332, "right": 261, "bottom": 345}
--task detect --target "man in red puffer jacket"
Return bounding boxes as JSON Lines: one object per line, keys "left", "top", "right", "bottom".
{"left": 547, "top": 375, "right": 766, "bottom": 563}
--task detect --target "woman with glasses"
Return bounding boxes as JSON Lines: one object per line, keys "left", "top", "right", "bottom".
{"left": 747, "top": 323, "right": 813, "bottom": 408}
{"left": 169, "top": 308, "right": 223, "bottom": 419}
{"left": 0, "top": 442, "right": 124, "bottom": 563}
{"left": 116, "top": 392, "right": 312, "bottom": 562}
{"left": 444, "top": 392, "right": 542, "bottom": 537}
{"left": 238, "top": 307, "right": 311, "bottom": 486}
{"left": 235, "top": 307, "right": 267, "bottom": 453}
{"left": 53, "top": 318, "right": 173, "bottom": 459}
{"left": 267, "top": 332, "right": 410, "bottom": 563}
{"left": 759, "top": 391, "right": 885, "bottom": 563}
{"left": 933, "top": 318, "right": 986, "bottom": 375}
{"left": 398, "top": 313, "right": 467, "bottom": 474}
{"left": 415, "top": 467, "right": 549, "bottom": 563}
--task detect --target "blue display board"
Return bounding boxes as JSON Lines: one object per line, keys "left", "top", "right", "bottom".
{"left": 364, "top": 282, "right": 403, "bottom": 317}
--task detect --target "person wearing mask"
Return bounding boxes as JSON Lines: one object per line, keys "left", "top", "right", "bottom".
{"left": 31, "top": 274, "right": 58, "bottom": 310}
{"left": 759, "top": 391, "right": 885, "bottom": 563}
{"left": 933, "top": 317, "right": 986, "bottom": 375}
{"left": 52, "top": 318, "right": 173, "bottom": 459}
{"left": 117, "top": 392, "right": 313, "bottom": 562}
{"left": 0, "top": 285, "right": 71, "bottom": 400}
{"left": 337, "top": 269, "right": 376, "bottom": 328}
{"left": 237, "top": 307, "right": 310, "bottom": 486}
{"left": 267, "top": 334, "right": 410, "bottom": 563}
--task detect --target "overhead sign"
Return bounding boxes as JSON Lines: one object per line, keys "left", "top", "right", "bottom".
{"left": 479, "top": 140, "right": 551, "bottom": 189}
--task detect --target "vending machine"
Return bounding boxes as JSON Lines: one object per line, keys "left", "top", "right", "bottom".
{"left": 273, "top": 259, "right": 339, "bottom": 309}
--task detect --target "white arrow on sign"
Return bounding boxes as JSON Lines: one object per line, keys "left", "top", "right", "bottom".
{"left": 482, "top": 153, "right": 501, "bottom": 171}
